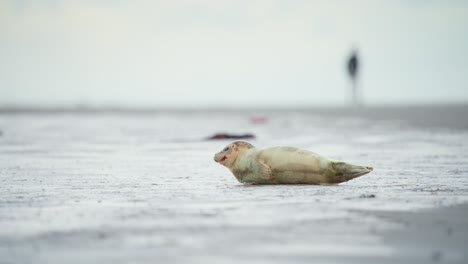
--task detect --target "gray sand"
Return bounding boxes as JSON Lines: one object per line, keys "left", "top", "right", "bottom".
{"left": 0, "top": 105, "right": 467, "bottom": 263}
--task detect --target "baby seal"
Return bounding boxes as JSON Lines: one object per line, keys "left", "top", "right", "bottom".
{"left": 214, "top": 141, "right": 373, "bottom": 185}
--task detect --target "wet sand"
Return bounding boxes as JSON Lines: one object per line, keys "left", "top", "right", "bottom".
{"left": 366, "top": 204, "right": 468, "bottom": 264}
{"left": 0, "top": 105, "right": 467, "bottom": 263}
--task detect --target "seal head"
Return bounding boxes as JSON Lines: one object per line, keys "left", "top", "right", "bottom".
{"left": 214, "top": 141, "right": 255, "bottom": 168}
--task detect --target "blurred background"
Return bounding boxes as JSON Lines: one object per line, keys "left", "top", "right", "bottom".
{"left": 2, "top": 2, "right": 468, "bottom": 263}
{"left": 1, "top": 0, "right": 467, "bottom": 108}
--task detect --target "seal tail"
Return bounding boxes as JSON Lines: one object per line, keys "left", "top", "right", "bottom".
{"left": 332, "top": 162, "right": 373, "bottom": 182}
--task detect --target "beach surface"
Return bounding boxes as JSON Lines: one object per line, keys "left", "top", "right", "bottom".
{"left": 1, "top": 105, "right": 468, "bottom": 264}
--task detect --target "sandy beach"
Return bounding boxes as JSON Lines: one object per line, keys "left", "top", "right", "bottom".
{"left": 0, "top": 105, "right": 467, "bottom": 264}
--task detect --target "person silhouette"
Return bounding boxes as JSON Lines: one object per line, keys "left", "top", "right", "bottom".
{"left": 347, "top": 50, "right": 359, "bottom": 105}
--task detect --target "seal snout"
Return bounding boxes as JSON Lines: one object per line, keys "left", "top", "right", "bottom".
{"left": 213, "top": 152, "right": 222, "bottom": 163}
{"left": 213, "top": 153, "right": 227, "bottom": 162}
{"left": 214, "top": 152, "right": 228, "bottom": 163}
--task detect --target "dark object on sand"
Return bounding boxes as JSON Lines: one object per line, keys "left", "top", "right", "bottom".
{"left": 207, "top": 133, "right": 255, "bottom": 140}
{"left": 359, "top": 194, "right": 376, "bottom": 199}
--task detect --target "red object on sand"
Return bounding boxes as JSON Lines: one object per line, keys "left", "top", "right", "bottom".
{"left": 250, "top": 116, "right": 267, "bottom": 124}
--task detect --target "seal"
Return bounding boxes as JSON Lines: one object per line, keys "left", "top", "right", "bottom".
{"left": 213, "top": 141, "right": 373, "bottom": 185}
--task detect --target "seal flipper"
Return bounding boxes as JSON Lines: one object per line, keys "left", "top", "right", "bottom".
{"left": 256, "top": 161, "right": 275, "bottom": 183}
{"left": 332, "top": 162, "right": 373, "bottom": 183}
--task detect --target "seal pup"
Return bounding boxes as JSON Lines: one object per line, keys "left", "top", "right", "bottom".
{"left": 213, "top": 141, "right": 373, "bottom": 185}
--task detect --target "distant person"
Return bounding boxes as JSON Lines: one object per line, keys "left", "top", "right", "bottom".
{"left": 347, "top": 50, "right": 359, "bottom": 105}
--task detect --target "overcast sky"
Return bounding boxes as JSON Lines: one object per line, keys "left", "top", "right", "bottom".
{"left": 1, "top": 0, "right": 467, "bottom": 108}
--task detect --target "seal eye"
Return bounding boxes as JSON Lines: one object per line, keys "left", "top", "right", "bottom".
{"left": 223, "top": 146, "right": 229, "bottom": 152}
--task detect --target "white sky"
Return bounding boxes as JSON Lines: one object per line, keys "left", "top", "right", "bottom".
{"left": 1, "top": 0, "right": 467, "bottom": 107}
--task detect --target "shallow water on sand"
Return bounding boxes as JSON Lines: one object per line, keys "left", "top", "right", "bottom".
{"left": 0, "top": 110, "right": 467, "bottom": 263}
